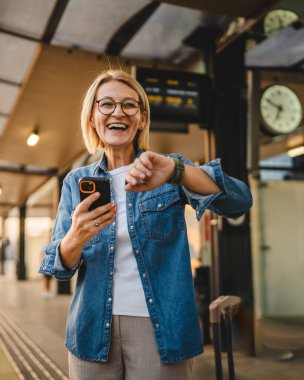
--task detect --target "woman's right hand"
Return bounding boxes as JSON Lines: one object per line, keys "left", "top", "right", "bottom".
{"left": 59, "top": 193, "right": 116, "bottom": 270}
{"left": 70, "top": 192, "right": 116, "bottom": 247}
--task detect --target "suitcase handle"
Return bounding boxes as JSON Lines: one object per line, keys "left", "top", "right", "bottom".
{"left": 209, "top": 295, "right": 241, "bottom": 323}
{"left": 209, "top": 296, "right": 241, "bottom": 380}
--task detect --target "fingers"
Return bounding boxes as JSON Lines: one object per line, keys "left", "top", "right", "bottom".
{"left": 74, "top": 198, "right": 116, "bottom": 224}
{"left": 139, "top": 152, "right": 153, "bottom": 170}
{"left": 78, "top": 202, "right": 116, "bottom": 226}
{"left": 72, "top": 201, "right": 116, "bottom": 244}
{"left": 77, "top": 192, "right": 100, "bottom": 212}
{"left": 90, "top": 202, "right": 116, "bottom": 219}
{"left": 92, "top": 207, "right": 116, "bottom": 230}
{"left": 92, "top": 203, "right": 116, "bottom": 224}
{"left": 125, "top": 156, "right": 152, "bottom": 185}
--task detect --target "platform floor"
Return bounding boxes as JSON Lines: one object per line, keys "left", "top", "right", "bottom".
{"left": 0, "top": 276, "right": 303, "bottom": 380}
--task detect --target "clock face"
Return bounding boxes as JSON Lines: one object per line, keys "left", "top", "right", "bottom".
{"left": 264, "top": 9, "right": 298, "bottom": 37}
{"left": 260, "top": 85, "right": 302, "bottom": 135}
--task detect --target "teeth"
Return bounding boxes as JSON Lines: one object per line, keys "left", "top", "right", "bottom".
{"left": 108, "top": 124, "right": 128, "bottom": 130}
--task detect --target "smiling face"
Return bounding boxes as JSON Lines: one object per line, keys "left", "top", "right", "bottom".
{"left": 90, "top": 80, "right": 146, "bottom": 153}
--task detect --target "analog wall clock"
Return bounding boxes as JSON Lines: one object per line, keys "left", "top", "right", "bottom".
{"left": 264, "top": 9, "right": 298, "bottom": 37}
{"left": 260, "top": 85, "right": 302, "bottom": 135}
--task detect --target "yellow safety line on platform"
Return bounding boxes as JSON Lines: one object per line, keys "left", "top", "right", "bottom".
{"left": 0, "top": 318, "right": 55, "bottom": 380}
{"left": 0, "top": 309, "right": 69, "bottom": 380}
{"left": 0, "top": 340, "right": 24, "bottom": 380}
{"left": 0, "top": 325, "right": 40, "bottom": 379}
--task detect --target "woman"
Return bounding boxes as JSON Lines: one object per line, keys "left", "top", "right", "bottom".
{"left": 40, "top": 70, "right": 252, "bottom": 380}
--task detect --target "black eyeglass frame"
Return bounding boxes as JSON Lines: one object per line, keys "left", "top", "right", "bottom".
{"left": 95, "top": 98, "right": 143, "bottom": 116}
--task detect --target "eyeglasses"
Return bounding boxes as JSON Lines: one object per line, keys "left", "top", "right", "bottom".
{"left": 95, "top": 98, "right": 142, "bottom": 116}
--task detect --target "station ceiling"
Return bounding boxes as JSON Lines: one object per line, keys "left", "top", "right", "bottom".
{"left": 0, "top": 0, "right": 298, "bottom": 217}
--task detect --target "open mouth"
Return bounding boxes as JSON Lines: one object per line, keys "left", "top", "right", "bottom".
{"left": 107, "top": 123, "right": 129, "bottom": 131}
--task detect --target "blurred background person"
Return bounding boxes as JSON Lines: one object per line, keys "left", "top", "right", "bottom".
{"left": 41, "top": 229, "right": 54, "bottom": 298}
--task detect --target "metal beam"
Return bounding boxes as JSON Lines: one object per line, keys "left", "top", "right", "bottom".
{"left": 259, "top": 166, "right": 303, "bottom": 172}
{"left": 0, "top": 218, "right": 5, "bottom": 275}
{"left": 213, "top": 35, "right": 255, "bottom": 355}
{"left": 0, "top": 202, "right": 53, "bottom": 208}
{"left": 246, "top": 65, "right": 304, "bottom": 73}
{"left": 0, "top": 165, "right": 57, "bottom": 176}
{"left": 0, "top": 78, "right": 21, "bottom": 87}
{"left": 247, "top": 70, "right": 260, "bottom": 174}
{"left": 17, "top": 204, "right": 26, "bottom": 280}
{"left": 0, "top": 202, "right": 18, "bottom": 207}
{"left": 159, "top": 0, "right": 280, "bottom": 18}
{"left": 42, "top": 0, "right": 70, "bottom": 43}
{"left": 56, "top": 171, "right": 71, "bottom": 295}
{"left": 105, "top": 2, "right": 160, "bottom": 55}
{"left": 0, "top": 27, "right": 39, "bottom": 42}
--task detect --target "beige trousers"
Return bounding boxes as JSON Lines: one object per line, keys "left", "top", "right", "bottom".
{"left": 68, "top": 315, "right": 193, "bottom": 380}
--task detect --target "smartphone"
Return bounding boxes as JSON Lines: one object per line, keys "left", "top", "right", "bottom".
{"left": 79, "top": 177, "right": 111, "bottom": 211}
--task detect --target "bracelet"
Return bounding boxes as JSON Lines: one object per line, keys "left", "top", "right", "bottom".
{"left": 167, "top": 158, "right": 185, "bottom": 185}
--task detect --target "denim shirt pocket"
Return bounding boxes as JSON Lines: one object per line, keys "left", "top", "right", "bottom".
{"left": 70, "top": 203, "right": 110, "bottom": 248}
{"left": 139, "top": 189, "right": 185, "bottom": 240}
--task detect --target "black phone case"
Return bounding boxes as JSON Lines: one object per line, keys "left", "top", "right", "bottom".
{"left": 79, "top": 177, "right": 111, "bottom": 211}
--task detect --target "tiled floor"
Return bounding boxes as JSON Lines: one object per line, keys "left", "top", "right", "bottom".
{"left": 0, "top": 276, "right": 303, "bottom": 380}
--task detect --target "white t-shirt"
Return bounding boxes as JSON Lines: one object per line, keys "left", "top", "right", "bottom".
{"left": 109, "top": 165, "right": 149, "bottom": 317}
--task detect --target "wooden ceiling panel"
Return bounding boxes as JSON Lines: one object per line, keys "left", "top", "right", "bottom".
{"left": 0, "top": 45, "right": 114, "bottom": 168}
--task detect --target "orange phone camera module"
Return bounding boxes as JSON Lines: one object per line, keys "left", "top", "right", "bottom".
{"left": 79, "top": 180, "right": 96, "bottom": 194}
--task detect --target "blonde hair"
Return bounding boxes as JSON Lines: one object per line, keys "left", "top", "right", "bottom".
{"left": 81, "top": 70, "right": 150, "bottom": 154}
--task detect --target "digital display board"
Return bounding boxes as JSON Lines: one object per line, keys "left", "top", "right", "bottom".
{"left": 135, "top": 67, "right": 211, "bottom": 126}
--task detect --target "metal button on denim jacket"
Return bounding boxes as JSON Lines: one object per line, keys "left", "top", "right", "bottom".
{"left": 39, "top": 150, "right": 253, "bottom": 363}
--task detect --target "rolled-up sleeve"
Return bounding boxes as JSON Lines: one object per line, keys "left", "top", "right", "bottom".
{"left": 177, "top": 156, "right": 253, "bottom": 221}
{"left": 38, "top": 172, "right": 81, "bottom": 280}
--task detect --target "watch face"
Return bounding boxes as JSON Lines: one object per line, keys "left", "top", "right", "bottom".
{"left": 264, "top": 9, "right": 298, "bottom": 37}
{"left": 260, "top": 85, "right": 302, "bottom": 135}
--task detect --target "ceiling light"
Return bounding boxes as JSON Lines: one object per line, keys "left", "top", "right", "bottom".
{"left": 287, "top": 146, "right": 304, "bottom": 158}
{"left": 27, "top": 129, "right": 40, "bottom": 147}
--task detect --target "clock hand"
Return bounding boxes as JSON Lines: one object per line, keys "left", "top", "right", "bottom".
{"left": 274, "top": 105, "right": 283, "bottom": 120}
{"left": 265, "top": 98, "right": 280, "bottom": 109}
{"left": 274, "top": 108, "right": 281, "bottom": 120}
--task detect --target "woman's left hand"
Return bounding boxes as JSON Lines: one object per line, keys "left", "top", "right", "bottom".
{"left": 125, "top": 151, "right": 175, "bottom": 192}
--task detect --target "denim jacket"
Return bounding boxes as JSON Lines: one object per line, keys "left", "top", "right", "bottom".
{"left": 39, "top": 151, "right": 252, "bottom": 363}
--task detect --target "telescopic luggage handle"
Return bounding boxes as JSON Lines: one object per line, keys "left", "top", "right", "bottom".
{"left": 209, "top": 296, "right": 241, "bottom": 380}
{"left": 209, "top": 295, "right": 241, "bottom": 323}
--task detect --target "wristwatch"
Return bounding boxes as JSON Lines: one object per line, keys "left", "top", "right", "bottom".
{"left": 167, "top": 157, "right": 185, "bottom": 185}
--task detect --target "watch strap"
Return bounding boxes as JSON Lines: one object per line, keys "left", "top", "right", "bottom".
{"left": 167, "top": 158, "right": 185, "bottom": 185}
